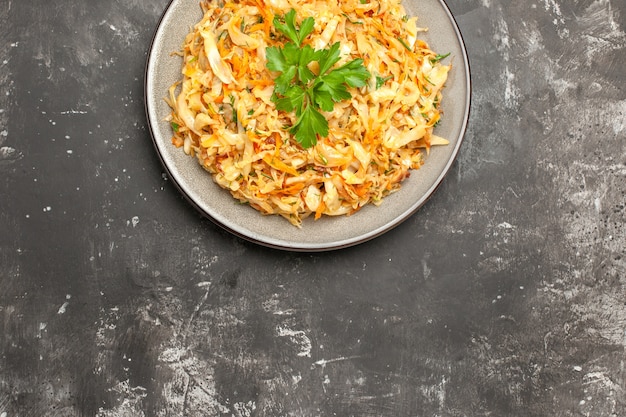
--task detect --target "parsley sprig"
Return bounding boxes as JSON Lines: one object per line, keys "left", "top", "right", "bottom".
{"left": 266, "top": 10, "right": 371, "bottom": 148}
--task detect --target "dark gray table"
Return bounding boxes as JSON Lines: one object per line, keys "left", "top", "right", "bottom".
{"left": 1, "top": 0, "right": 625, "bottom": 416}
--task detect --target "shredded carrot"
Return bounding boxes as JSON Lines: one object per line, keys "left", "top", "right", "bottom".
{"left": 248, "top": 78, "right": 273, "bottom": 87}
{"left": 247, "top": 23, "right": 265, "bottom": 33}
{"left": 314, "top": 200, "right": 326, "bottom": 220}
{"left": 262, "top": 155, "right": 299, "bottom": 176}
{"left": 273, "top": 132, "right": 282, "bottom": 157}
{"left": 171, "top": 136, "right": 184, "bottom": 148}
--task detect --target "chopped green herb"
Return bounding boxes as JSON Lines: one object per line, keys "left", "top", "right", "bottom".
{"left": 397, "top": 37, "right": 412, "bottom": 52}
{"left": 228, "top": 94, "right": 238, "bottom": 125}
{"left": 170, "top": 122, "right": 180, "bottom": 132}
{"left": 375, "top": 75, "right": 393, "bottom": 89}
{"left": 343, "top": 13, "right": 363, "bottom": 25}
{"left": 430, "top": 52, "right": 451, "bottom": 64}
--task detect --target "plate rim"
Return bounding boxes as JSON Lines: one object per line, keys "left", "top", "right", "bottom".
{"left": 144, "top": 0, "right": 472, "bottom": 252}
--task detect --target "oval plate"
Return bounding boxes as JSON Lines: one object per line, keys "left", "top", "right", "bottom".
{"left": 145, "top": 0, "right": 471, "bottom": 251}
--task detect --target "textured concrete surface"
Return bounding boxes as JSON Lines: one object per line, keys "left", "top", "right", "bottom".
{"left": 1, "top": 0, "right": 625, "bottom": 416}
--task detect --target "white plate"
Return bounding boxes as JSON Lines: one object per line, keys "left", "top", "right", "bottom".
{"left": 145, "top": 0, "right": 471, "bottom": 251}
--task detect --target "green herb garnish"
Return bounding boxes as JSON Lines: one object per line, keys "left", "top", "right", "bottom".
{"left": 228, "top": 94, "right": 238, "bottom": 125}
{"left": 266, "top": 9, "right": 371, "bottom": 148}
{"left": 375, "top": 75, "right": 393, "bottom": 89}
{"left": 396, "top": 37, "right": 412, "bottom": 52}
{"left": 430, "top": 52, "right": 451, "bottom": 64}
{"left": 343, "top": 13, "right": 364, "bottom": 25}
